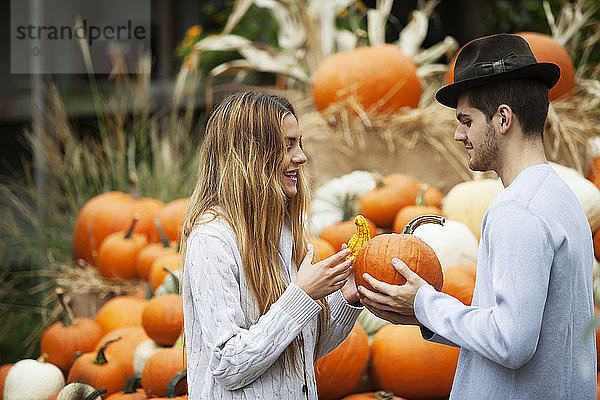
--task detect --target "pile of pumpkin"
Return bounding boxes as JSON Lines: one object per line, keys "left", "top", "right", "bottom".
{"left": 309, "top": 161, "right": 600, "bottom": 399}
{"left": 0, "top": 283, "right": 187, "bottom": 399}
{"left": 0, "top": 193, "right": 189, "bottom": 399}
{"left": 2, "top": 157, "right": 600, "bottom": 399}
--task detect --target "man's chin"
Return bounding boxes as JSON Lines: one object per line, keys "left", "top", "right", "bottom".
{"left": 468, "top": 160, "right": 488, "bottom": 172}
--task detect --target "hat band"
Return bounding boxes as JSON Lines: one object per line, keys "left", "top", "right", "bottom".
{"left": 455, "top": 52, "right": 538, "bottom": 81}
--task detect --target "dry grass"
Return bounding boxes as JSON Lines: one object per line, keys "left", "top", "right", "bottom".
{"left": 0, "top": 53, "right": 203, "bottom": 359}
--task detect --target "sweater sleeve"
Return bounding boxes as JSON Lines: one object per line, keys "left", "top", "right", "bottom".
{"left": 414, "top": 203, "right": 554, "bottom": 369}
{"left": 315, "top": 290, "right": 364, "bottom": 359}
{"left": 184, "top": 230, "right": 322, "bottom": 390}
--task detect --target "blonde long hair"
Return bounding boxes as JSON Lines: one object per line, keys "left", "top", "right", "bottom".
{"left": 180, "top": 91, "right": 329, "bottom": 374}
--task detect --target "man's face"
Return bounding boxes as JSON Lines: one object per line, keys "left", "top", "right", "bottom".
{"left": 454, "top": 94, "right": 501, "bottom": 172}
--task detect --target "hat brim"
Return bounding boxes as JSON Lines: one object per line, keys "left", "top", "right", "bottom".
{"left": 435, "top": 62, "right": 560, "bottom": 108}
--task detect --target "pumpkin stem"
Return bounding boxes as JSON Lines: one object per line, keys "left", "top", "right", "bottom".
{"left": 94, "top": 337, "right": 121, "bottom": 365}
{"left": 124, "top": 215, "right": 140, "bottom": 239}
{"left": 130, "top": 172, "right": 141, "bottom": 200}
{"left": 55, "top": 287, "right": 76, "bottom": 327}
{"left": 141, "top": 280, "right": 153, "bottom": 300}
{"left": 166, "top": 369, "right": 187, "bottom": 398}
{"left": 154, "top": 215, "right": 171, "bottom": 248}
{"left": 37, "top": 353, "right": 49, "bottom": 363}
{"left": 85, "top": 388, "right": 107, "bottom": 400}
{"left": 415, "top": 184, "right": 428, "bottom": 207}
{"left": 372, "top": 172, "right": 385, "bottom": 189}
{"left": 163, "top": 268, "right": 180, "bottom": 294}
{"left": 372, "top": 391, "right": 394, "bottom": 399}
{"left": 401, "top": 215, "right": 445, "bottom": 234}
{"left": 124, "top": 373, "right": 142, "bottom": 394}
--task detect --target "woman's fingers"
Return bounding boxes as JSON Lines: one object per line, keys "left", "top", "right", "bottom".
{"left": 322, "top": 248, "right": 351, "bottom": 266}
{"left": 329, "top": 257, "right": 354, "bottom": 274}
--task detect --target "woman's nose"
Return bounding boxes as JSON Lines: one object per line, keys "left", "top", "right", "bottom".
{"left": 292, "top": 147, "right": 307, "bottom": 164}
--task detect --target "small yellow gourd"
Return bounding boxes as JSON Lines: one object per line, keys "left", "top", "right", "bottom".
{"left": 347, "top": 215, "right": 372, "bottom": 259}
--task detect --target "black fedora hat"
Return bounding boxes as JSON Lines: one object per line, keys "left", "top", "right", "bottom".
{"left": 436, "top": 33, "right": 560, "bottom": 108}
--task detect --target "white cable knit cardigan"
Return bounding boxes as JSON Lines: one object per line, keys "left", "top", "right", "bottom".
{"left": 182, "top": 214, "right": 363, "bottom": 399}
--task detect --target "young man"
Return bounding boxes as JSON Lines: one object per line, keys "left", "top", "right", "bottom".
{"left": 358, "top": 34, "right": 597, "bottom": 398}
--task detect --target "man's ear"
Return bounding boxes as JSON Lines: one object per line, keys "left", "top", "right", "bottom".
{"left": 496, "top": 104, "right": 512, "bottom": 134}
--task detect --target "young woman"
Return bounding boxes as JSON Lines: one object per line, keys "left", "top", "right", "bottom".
{"left": 181, "top": 91, "right": 363, "bottom": 399}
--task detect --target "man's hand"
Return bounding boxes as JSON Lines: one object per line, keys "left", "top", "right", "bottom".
{"left": 357, "top": 258, "right": 428, "bottom": 324}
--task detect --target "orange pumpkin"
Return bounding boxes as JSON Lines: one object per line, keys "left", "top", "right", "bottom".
{"left": 148, "top": 370, "right": 188, "bottom": 400}
{"left": 105, "top": 374, "right": 147, "bottom": 400}
{"left": 40, "top": 288, "right": 104, "bottom": 374}
{"left": 141, "top": 348, "right": 187, "bottom": 397}
{"left": 312, "top": 45, "right": 422, "bottom": 114}
{"left": 136, "top": 219, "right": 178, "bottom": 281}
{"left": 95, "top": 326, "right": 150, "bottom": 379}
{"left": 142, "top": 293, "right": 184, "bottom": 347}
{"left": 67, "top": 338, "right": 128, "bottom": 395}
{"left": 386, "top": 176, "right": 443, "bottom": 208}
{"left": 446, "top": 32, "right": 576, "bottom": 102}
{"left": 392, "top": 182, "right": 443, "bottom": 233}
{"left": 97, "top": 217, "right": 149, "bottom": 280}
{"left": 588, "top": 156, "right": 600, "bottom": 190}
{"left": 320, "top": 218, "right": 378, "bottom": 252}
{"left": 354, "top": 216, "right": 444, "bottom": 292}
{"left": 315, "top": 323, "right": 370, "bottom": 400}
{"left": 359, "top": 174, "right": 423, "bottom": 229}
{"left": 0, "top": 363, "right": 13, "bottom": 400}
{"left": 341, "top": 391, "right": 405, "bottom": 400}
{"left": 73, "top": 192, "right": 165, "bottom": 267}
{"left": 309, "top": 237, "right": 336, "bottom": 262}
{"left": 156, "top": 199, "right": 189, "bottom": 243}
{"left": 149, "top": 254, "right": 181, "bottom": 292}
{"left": 423, "top": 186, "right": 443, "bottom": 208}
{"left": 393, "top": 205, "right": 442, "bottom": 234}
{"left": 516, "top": 32, "right": 576, "bottom": 101}
{"left": 95, "top": 295, "right": 148, "bottom": 333}
{"left": 370, "top": 324, "right": 459, "bottom": 399}
{"left": 441, "top": 263, "right": 477, "bottom": 306}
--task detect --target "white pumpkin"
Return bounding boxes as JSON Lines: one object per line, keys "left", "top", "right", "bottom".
{"left": 412, "top": 219, "right": 478, "bottom": 271}
{"left": 309, "top": 170, "right": 376, "bottom": 236}
{"left": 441, "top": 179, "right": 504, "bottom": 241}
{"left": 154, "top": 268, "right": 181, "bottom": 296}
{"left": 356, "top": 309, "right": 389, "bottom": 338}
{"left": 4, "top": 356, "right": 64, "bottom": 400}
{"left": 550, "top": 162, "right": 600, "bottom": 231}
{"left": 56, "top": 383, "right": 98, "bottom": 400}
{"left": 133, "top": 339, "right": 163, "bottom": 375}
{"left": 588, "top": 137, "right": 600, "bottom": 159}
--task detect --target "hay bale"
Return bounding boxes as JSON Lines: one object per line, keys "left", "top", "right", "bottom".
{"left": 51, "top": 261, "right": 142, "bottom": 319}
{"left": 298, "top": 80, "right": 598, "bottom": 193}
{"left": 207, "top": 78, "right": 598, "bottom": 195}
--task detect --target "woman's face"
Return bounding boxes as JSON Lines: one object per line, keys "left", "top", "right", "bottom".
{"left": 281, "top": 114, "right": 307, "bottom": 198}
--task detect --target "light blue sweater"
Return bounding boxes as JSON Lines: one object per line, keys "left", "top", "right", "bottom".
{"left": 415, "top": 164, "right": 597, "bottom": 399}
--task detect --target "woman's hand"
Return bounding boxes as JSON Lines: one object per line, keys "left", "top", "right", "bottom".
{"left": 294, "top": 245, "right": 353, "bottom": 300}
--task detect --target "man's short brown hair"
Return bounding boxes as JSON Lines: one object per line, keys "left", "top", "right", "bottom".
{"left": 466, "top": 79, "right": 550, "bottom": 139}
